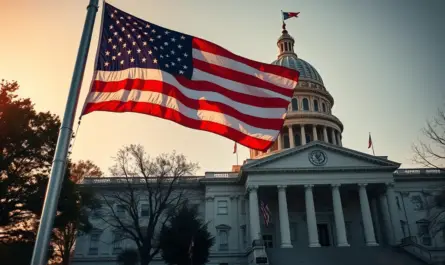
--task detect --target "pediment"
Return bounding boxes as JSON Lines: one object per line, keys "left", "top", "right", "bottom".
{"left": 242, "top": 141, "right": 400, "bottom": 173}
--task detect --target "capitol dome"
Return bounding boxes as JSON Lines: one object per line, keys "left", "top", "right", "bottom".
{"left": 249, "top": 23, "right": 344, "bottom": 159}
{"left": 272, "top": 57, "right": 324, "bottom": 85}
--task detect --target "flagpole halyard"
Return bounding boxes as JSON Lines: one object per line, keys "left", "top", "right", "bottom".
{"left": 30, "top": 1, "right": 100, "bottom": 264}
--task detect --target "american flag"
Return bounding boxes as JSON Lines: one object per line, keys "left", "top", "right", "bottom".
{"left": 260, "top": 200, "right": 271, "bottom": 227}
{"left": 82, "top": 3, "right": 299, "bottom": 151}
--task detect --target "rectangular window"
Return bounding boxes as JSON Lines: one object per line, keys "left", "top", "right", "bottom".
{"left": 240, "top": 200, "right": 246, "bottom": 215}
{"left": 116, "top": 204, "right": 125, "bottom": 217}
{"left": 217, "top": 200, "right": 228, "bottom": 215}
{"left": 262, "top": 235, "right": 273, "bottom": 248}
{"left": 88, "top": 231, "right": 101, "bottom": 255}
{"left": 141, "top": 204, "right": 149, "bottom": 217}
{"left": 112, "top": 231, "right": 123, "bottom": 254}
{"left": 241, "top": 226, "right": 247, "bottom": 248}
{"left": 219, "top": 230, "right": 229, "bottom": 250}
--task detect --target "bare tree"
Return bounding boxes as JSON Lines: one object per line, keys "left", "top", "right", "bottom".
{"left": 412, "top": 107, "right": 445, "bottom": 169}
{"left": 412, "top": 107, "right": 445, "bottom": 237}
{"left": 94, "top": 145, "right": 198, "bottom": 265}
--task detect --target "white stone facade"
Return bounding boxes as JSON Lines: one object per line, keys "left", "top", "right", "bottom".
{"left": 71, "top": 143, "right": 445, "bottom": 265}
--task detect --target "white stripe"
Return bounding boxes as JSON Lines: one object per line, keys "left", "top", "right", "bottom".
{"left": 95, "top": 68, "right": 291, "bottom": 101}
{"left": 86, "top": 89, "right": 279, "bottom": 141}
{"left": 192, "top": 48, "right": 298, "bottom": 89}
{"left": 94, "top": 68, "right": 287, "bottom": 119}
{"left": 192, "top": 69, "right": 291, "bottom": 101}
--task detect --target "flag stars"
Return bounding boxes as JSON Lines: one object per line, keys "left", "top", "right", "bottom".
{"left": 177, "top": 58, "right": 181, "bottom": 62}
{"left": 145, "top": 23, "right": 150, "bottom": 28}
{"left": 177, "top": 44, "right": 182, "bottom": 49}
{"left": 120, "top": 60, "right": 124, "bottom": 65}
{"left": 180, "top": 35, "right": 186, "bottom": 40}
{"left": 179, "top": 70, "right": 184, "bottom": 74}
{"left": 151, "top": 29, "right": 156, "bottom": 33}
{"left": 130, "top": 57, "right": 135, "bottom": 63}
{"left": 117, "top": 52, "right": 122, "bottom": 56}
{"left": 131, "top": 28, "right": 136, "bottom": 32}
{"left": 127, "top": 50, "right": 132, "bottom": 54}
{"left": 165, "top": 64, "right": 169, "bottom": 68}
{"left": 114, "top": 32, "right": 118, "bottom": 36}
{"left": 153, "top": 58, "right": 158, "bottom": 63}
{"left": 142, "top": 58, "right": 146, "bottom": 62}
{"left": 133, "top": 22, "right": 138, "bottom": 25}
{"left": 132, "top": 41, "right": 137, "bottom": 46}
{"left": 170, "top": 50, "right": 175, "bottom": 55}
{"left": 127, "top": 34, "right": 132, "bottom": 38}
{"left": 112, "top": 56, "right": 116, "bottom": 60}
{"left": 121, "top": 27, "right": 126, "bottom": 31}
{"left": 183, "top": 65, "right": 188, "bottom": 69}
{"left": 157, "top": 35, "right": 161, "bottom": 39}
{"left": 105, "top": 50, "right": 110, "bottom": 56}
{"left": 108, "top": 38, "right": 113, "bottom": 43}
{"left": 118, "top": 37, "right": 123, "bottom": 42}
{"left": 171, "top": 37, "right": 176, "bottom": 42}
{"left": 109, "top": 25, "right": 114, "bottom": 30}
{"left": 104, "top": 61, "right": 110, "bottom": 66}
{"left": 137, "top": 48, "right": 141, "bottom": 53}
{"left": 149, "top": 38, "right": 154, "bottom": 42}
{"left": 183, "top": 53, "right": 188, "bottom": 57}
{"left": 137, "top": 35, "right": 141, "bottom": 39}
{"left": 123, "top": 43, "right": 127, "bottom": 48}
{"left": 148, "top": 50, "right": 153, "bottom": 55}
{"left": 112, "top": 45, "right": 117, "bottom": 49}
{"left": 164, "top": 42, "right": 168, "bottom": 46}
{"left": 164, "top": 30, "right": 170, "bottom": 35}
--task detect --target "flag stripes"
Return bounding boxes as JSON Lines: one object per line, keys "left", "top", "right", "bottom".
{"left": 82, "top": 3, "right": 299, "bottom": 151}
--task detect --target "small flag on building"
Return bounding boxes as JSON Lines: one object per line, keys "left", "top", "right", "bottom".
{"left": 82, "top": 3, "right": 299, "bottom": 152}
{"left": 260, "top": 200, "right": 271, "bottom": 227}
{"left": 368, "top": 133, "right": 373, "bottom": 149}
{"left": 282, "top": 11, "right": 300, "bottom": 21}
{"left": 368, "top": 132, "right": 375, "bottom": 155}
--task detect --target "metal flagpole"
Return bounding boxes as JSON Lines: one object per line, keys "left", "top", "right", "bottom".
{"left": 30, "top": 0, "right": 100, "bottom": 264}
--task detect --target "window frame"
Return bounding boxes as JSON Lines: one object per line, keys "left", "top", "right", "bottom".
{"left": 217, "top": 200, "right": 229, "bottom": 215}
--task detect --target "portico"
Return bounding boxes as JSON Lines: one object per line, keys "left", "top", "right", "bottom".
{"left": 241, "top": 141, "right": 401, "bottom": 249}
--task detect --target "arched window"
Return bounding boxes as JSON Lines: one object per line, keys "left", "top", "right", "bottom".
{"left": 322, "top": 102, "right": 326, "bottom": 112}
{"left": 294, "top": 133, "right": 301, "bottom": 146}
{"left": 305, "top": 133, "right": 312, "bottom": 144}
{"left": 283, "top": 133, "right": 290, "bottom": 149}
{"left": 291, "top": 98, "right": 298, "bottom": 111}
{"left": 313, "top": 99, "right": 319, "bottom": 112}
{"left": 302, "top": 98, "right": 309, "bottom": 111}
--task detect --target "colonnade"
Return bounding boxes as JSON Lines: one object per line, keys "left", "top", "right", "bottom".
{"left": 247, "top": 183, "right": 400, "bottom": 248}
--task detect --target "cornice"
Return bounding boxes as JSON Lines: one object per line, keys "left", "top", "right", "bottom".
{"left": 284, "top": 113, "right": 343, "bottom": 132}
{"left": 242, "top": 141, "right": 401, "bottom": 171}
{"left": 245, "top": 165, "right": 399, "bottom": 174}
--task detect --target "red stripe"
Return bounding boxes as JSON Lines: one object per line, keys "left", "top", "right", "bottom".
{"left": 91, "top": 76, "right": 290, "bottom": 108}
{"left": 90, "top": 79, "right": 285, "bottom": 129}
{"left": 192, "top": 37, "right": 300, "bottom": 82}
{"left": 193, "top": 59, "right": 293, "bottom": 98}
{"left": 82, "top": 101, "right": 273, "bottom": 151}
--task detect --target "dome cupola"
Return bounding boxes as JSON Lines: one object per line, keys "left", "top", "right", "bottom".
{"left": 249, "top": 24, "right": 344, "bottom": 159}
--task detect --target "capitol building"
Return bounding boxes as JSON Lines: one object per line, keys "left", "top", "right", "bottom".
{"left": 72, "top": 25, "right": 445, "bottom": 265}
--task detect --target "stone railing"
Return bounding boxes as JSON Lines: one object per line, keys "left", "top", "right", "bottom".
{"left": 394, "top": 168, "right": 445, "bottom": 175}
{"left": 204, "top": 172, "right": 239, "bottom": 178}
{"left": 81, "top": 176, "right": 201, "bottom": 185}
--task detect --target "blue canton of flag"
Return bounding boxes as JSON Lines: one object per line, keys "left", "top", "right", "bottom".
{"left": 97, "top": 4, "right": 194, "bottom": 79}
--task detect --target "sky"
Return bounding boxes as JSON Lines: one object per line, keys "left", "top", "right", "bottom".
{"left": 1, "top": 0, "right": 444, "bottom": 175}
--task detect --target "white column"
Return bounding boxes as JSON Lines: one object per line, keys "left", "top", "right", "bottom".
{"left": 336, "top": 132, "right": 342, "bottom": 147}
{"left": 323, "top": 126, "right": 329, "bottom": 142}
{"left": 277, "top": 133, "right": 283, "bottom": 150}
{"left": 358, "top": 184, "right": 378, "bottom": 246}
{"left": 304, "top": 185, "right": 320, "bottom": 247}
{"left": 301, "top": 125, "right": 307, "bottom": 145}
{"left": 289, "top": 126, "right": 295, "bottom": 148}
{"left": 386, "top": 183, "right": 403, "bottom": 244}
{"left": 278, "top": 185, "right": 292, "bottom": 248}
{"left": 312, "top": 125, "right": 318, "bottom": 141}
{"left": 331, "top": 128, "right": 337, "bottom": 145}
{"left": 248, "top": 186, "right": 261, "bottom": 244}
{"left": 331, "top": 184, "right": 349, "bottom": 247}
{"left": 379, "top": 194, "right": 395, "bottom": 245}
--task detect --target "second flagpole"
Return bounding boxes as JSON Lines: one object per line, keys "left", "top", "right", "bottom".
{"left": 29, "top": 1, "right": 100, "bottom": 264}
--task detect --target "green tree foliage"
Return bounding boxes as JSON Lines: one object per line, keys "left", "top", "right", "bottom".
{"left": 0, "top": 80, "right": 103, "bottom": 265}
{"left": 0, "top": 79, "right": 60, "bottom": 241}
{"left": 159, "top": 204, "right": 214, "bottom": 265}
